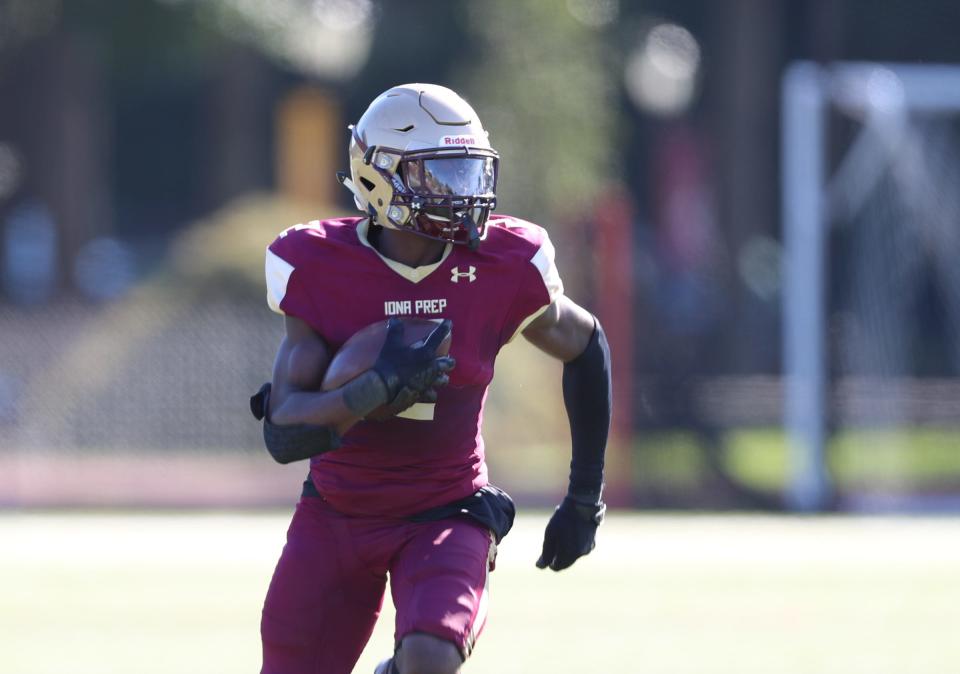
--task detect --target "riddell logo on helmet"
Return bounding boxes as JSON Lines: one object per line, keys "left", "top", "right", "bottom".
{"left": 441, "top": 135, "right": 477, "bottom": 146}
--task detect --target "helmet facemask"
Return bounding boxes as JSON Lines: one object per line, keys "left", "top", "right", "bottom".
{"left": 347, "top": 129, "right": 499, "bottom": 250}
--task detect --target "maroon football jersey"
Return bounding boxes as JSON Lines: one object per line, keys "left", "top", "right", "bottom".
{"left": 265, "top": 216, "right": 563, "bottom": 517}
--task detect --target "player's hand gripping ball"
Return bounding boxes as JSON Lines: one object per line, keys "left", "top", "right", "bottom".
{"left": 536, "top": 496, "right": 606, "bottom": 571}
{"left": 322, "top": 317, "right": 455, "bottom": 420}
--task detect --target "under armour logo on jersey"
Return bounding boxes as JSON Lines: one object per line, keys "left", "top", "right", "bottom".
{"left": 450, "top": 266, "right": 477, "bottom": 283}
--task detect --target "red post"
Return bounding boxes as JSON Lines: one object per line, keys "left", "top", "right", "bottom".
{"left": 593, "top": 186, "right": 635, "bottom": 505}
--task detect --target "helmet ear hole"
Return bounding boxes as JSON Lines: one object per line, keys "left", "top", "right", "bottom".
{"left": 359, "top": 177, "right": 376, "bottom": 191}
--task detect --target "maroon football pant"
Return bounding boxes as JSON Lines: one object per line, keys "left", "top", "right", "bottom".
{"left": 260, "top": 496, "right": 494, "bottom": 674}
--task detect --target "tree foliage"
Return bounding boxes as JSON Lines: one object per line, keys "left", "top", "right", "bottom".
{"left": 455, "top": 0, "right": 622, "bottom": 226}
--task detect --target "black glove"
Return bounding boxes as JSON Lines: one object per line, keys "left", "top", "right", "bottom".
{"left": 536, "top": 496, "right": 606, "bottom": 572}
{"left": 373, "top": 382, "right": 443, "bottom": 419}
{"left": 372, "top": 318, "right": 455, "bottom": 403}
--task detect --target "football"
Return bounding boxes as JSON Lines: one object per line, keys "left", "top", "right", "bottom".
{"left": 321, "top": 317, "right": 452, "bottom": 419}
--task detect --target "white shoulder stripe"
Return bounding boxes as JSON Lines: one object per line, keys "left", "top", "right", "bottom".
{"left": 505, "top": 236, "right": 565, "bottom": 345}
{"left": 265, "top": 248, "right": 295, "bottom": 315}
{"left": 530, "top": 235, "right": 564, "bottom": 301}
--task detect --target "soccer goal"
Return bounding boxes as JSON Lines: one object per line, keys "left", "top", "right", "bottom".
{"left": 782, "top": 61, "right": 960, "bottom": 511}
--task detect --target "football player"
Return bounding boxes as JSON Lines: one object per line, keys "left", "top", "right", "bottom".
{"left": 251, "top": 83, "right": 612, "bottom": 674}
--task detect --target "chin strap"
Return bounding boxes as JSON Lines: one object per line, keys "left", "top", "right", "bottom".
{"left": 463, "top": 211, "right": 482, "bottom": 251}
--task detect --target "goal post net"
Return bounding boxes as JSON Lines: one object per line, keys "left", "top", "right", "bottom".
{"left": 782, "top": 61, "right": 960, "bottom": 511}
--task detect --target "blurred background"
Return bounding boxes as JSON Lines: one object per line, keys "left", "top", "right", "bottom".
{"left": 2, "top": 2, "right": 960, "bottom": 672}
{"left": 4, "top": 0, "right": 960, "bottom": 512}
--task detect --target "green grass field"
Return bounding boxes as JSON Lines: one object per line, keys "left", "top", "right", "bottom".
{"left": 2, "top": 511, "right": 959, "bottom": 674}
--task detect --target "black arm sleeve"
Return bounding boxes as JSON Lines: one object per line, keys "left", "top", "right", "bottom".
{"left": 262, "top": 419, "right": 341, "bottom": 464}
{"left": 561, "top": 318, "right": 612, "bottom": 503}
{"left": 250, "top": 383, "right": 341, "bottom": 464}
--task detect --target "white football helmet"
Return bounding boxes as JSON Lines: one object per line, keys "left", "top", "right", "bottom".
{"left": 339, "top": 83, "right": 499, "bottom": 249}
